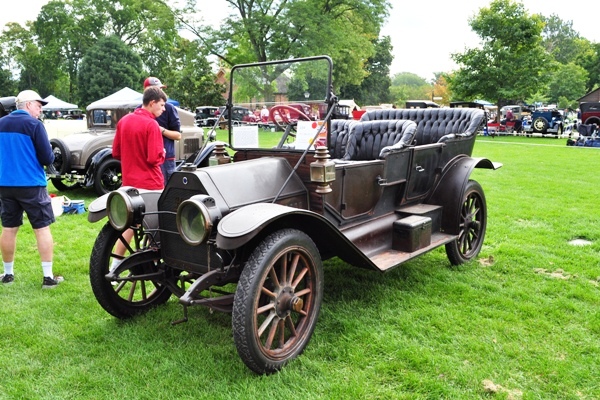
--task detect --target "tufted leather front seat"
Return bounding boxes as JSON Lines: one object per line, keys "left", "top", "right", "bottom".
{"left": 344, "top": 120, "right": 417, "bottom": 160}
{"left": 360, "top": 108, "right": 485, "bottom": 145}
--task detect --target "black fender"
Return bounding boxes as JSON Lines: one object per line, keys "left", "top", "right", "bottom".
{"left": 427, "top": 157, "right": 501, "bottom": 235}
{"left": 84, "top": 147, "right": 114, "bottom": 187}
{"left": 216, "top": 203, "right": 378, "bottom": 270}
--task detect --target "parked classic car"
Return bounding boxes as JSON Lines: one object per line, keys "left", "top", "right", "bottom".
{"left": 579, "top": 102, "right": 600, "bottom": 126}
{"left": 195, "top": 105, "right": 219, "bottom": 127}
{"left": 87, "top": 56, "right": 501, "bottom": 374}
{"left": 0, "top": 96, "right": 16, "bottom": 117}
{"left": 524, "top": 108, "right": 564, "bottom": 136}
{"left": 47, "top": 88, "right": 204, "bottom": 196}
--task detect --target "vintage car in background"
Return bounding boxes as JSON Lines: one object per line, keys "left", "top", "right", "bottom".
{"left": 195, "top": 106, "right": 219, "bottom": 127}
{"left": 0, "top": 96, "right": 16, "bottom": 118}
{"left": 47, "top": 87, "right": 204, "bottom": 196}
{"left": 524, "top": 108, "right": 564, "bottom": 137}
{"left": 579, "top": 102, "right": 600, "bottom": 126}
{"left": 87, "top": 56, "right": 501, "bottom": 374}
{"left": 405, "top": 100, "right": 440, "bottom": 109}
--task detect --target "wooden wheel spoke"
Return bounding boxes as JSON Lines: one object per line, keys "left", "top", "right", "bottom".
{"left": 258, "top": 311, "right": 277, "bottom": 337}
{"left": 261, "top": 285, "right": 276, "bottom": 299}
{"left": 264, "top": 316, "right": 280, "bottom": 349}
{"left": 127, "top": 279, "right": 137, "bottom": 302}
{"left": 280, "top": 254, "right": 288, "bottom": 284}
{"left": 285, "top": 315, "right": 297, "bottom": 337}
{"left": 268, "top": 266, "right": 280, "bottom": 288}
{"left": 277, "top": 319, "right": 286, "bottom": 349}
{"left": 257, "top": 302, "right": 275, "bottom": 315}
{"left": 291, "top": 266, "right": 308, "bottom": 289}
{"left": 287, "top": 253, "right": 300, "bottom": 285}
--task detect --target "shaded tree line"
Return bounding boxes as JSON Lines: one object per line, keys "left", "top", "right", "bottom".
{"left": 0, "top": 0, "right": 394, "bottom": 109}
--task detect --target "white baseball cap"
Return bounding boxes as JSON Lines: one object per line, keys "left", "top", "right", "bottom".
{"left": 16, "top": 90, "right": 48, "bottom": 106}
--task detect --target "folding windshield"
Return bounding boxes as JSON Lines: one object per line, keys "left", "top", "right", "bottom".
{"left": 225, "top": 56, "right": 333, "bottom": 151}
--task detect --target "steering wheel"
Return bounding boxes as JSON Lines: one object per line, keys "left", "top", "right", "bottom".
{"left": 269, "top": 105, "right": 313, "bottom": 132}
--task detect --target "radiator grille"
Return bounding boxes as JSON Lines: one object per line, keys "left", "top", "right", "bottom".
{"left": 159, "top": 186, "right": 215, "bottom": 272}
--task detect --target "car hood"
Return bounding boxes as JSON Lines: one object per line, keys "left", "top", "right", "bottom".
{"left": 58, "top": 128, "right": 116, "bottom": 151}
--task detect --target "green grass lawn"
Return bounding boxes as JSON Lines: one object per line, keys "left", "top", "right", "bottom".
{"left": 1, "top": 135, "right": 599, "bottom": 399}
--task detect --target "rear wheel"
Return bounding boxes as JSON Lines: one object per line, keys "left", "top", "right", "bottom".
{"left": 445, "top": 180, "right": 487, "bottom": 265}
{"left": 50, "top": 138, "right": 70, "bottom": 174}
{"left": 50, "top": 177, "right": 81, "bottom": 191}
{"left": 232, "top": 229, "right": 323, "bottom": 374}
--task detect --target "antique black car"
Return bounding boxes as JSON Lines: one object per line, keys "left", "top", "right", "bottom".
{"left": 88, "top": 56, "right": 501, "bottom": 374}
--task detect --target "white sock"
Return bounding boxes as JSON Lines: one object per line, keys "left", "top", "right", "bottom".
{"left": 110, "top": 258, "right": 123, "bottom": 272}
{"left": 42, "top": 261, "right": 53, "bottom": 278}
{"left": 3, "top": 262, "right": 14, "bottom": 275}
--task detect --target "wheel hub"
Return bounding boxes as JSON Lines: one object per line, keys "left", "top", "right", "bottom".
{"left": 275, "top": 286, "right": 303, "bottom": 318}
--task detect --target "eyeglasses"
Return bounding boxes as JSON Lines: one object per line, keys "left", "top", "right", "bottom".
{"left": 27, "top": 101, "right": 43, "bottom": 109}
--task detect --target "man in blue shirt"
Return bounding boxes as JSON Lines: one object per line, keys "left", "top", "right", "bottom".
{"left": 0, "top": 90, "right": 63, "bottom": 289}
{"left": 143, "top": 77, "right": 181, "bottom": 185}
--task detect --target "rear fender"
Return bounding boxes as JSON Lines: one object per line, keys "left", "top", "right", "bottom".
{"left": 427, "top": 157, "right": 501, "bottom": 235}
{"left": 216, "top": 203, "right": 377, "bottom": 270}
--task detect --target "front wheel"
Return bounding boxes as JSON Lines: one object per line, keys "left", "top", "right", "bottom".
{"left": 94, "top": 158, "right": 122, "bottom": 196}
{"left": 89, "top": 222, "right": 174, "bottom": 319}
{"left": 232, "top": 229, "right": 323, "bottom": 374}
{"left": 445, "top": 180, "right": 487, "bottom": 265}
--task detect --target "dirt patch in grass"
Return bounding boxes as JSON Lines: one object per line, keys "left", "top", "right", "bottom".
{"left": 482, "top": 379, "right": 523, "bottom": 399}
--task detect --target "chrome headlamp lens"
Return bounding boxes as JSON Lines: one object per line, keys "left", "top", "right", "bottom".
{"left": 106, "top": 187, "right": 145, "bottom": 231}
{"left": 176, "top": 195, "right": 219, "bottom": 246}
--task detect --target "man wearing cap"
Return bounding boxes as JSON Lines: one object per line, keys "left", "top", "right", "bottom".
{"left": 0, "top": 90, "right": 63, "bottom": 289}
{"left": 143, "top": 77, "right": 181, "bottom": 185}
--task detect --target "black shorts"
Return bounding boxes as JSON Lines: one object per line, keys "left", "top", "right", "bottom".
{"left": 0, "top": 186, "right": 55, "bottom": 229}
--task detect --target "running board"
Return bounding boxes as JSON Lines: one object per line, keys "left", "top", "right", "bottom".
{"left": 369, "top": 232, "right": 456, "bottom": 272}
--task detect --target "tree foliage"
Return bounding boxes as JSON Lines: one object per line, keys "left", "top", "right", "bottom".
{"left": 389, "top": 72, "right": 431, "bottom": 106}
{"left": 339, "top": 36, "right": 393, "bottom": 105}
{"left": 180, "top": 0, "right": 390, "bottom": 91}
{"left": 77, "top": 35, "right": 144, "bottom": 107}
{"left": 449, "top": 0, "right": 549, "bottom": 115}
{"left": 546, "top": 62, "right": 588, "bottom": 104}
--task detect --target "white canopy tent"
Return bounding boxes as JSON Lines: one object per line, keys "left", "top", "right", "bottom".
{"left": 86, "top": 87, "right": 143, "bottom": 110}
{"left": 42, "top": 95, "right": 78, "bottom": 110}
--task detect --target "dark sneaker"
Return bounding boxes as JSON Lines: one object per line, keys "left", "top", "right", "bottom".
{"left": 42, "top": 276, "right": 64, "bottom": 289}
{"left": 1, "top": 274, "right": 14, "bottom": 285}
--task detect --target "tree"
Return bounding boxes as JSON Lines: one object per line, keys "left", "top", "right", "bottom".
{"left": 389, "top": 72, "right": 431, "bottom": 106}
{"left": 546, "top": 62, "right": 588, "bottom": 104}
{"left": 166, "top": 38, "right": 226, "bottom": 109}
{"left": 77, "top": 35, "right": 144, "bottom": 106}
{"left": 540, "top": 14, "right": 582, "bottom": 65}
{"left": 339, "top": 36, "right": 393, "bottom": 105}
{"left": 448, "top": 0, "right": 550, "bottom": 118}
{"left": 179, "top": 0, "right": 390, "bottom": 91}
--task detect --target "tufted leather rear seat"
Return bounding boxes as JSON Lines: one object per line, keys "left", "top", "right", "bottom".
{"left": 344, "top": 120, "right": 417, "bottom": 160}
{"left": 359, "top": 108, "right": 485, "bottom": 145}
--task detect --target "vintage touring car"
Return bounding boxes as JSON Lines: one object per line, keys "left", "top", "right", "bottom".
{"left": 88, "top": 56, "right": 501, "bottom": 374}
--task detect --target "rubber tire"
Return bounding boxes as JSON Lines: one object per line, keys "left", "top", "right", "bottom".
{"left": 532, "top": 117, "right": 549, "bottom": 133}
{"left": 445, "top": 180, "right": 487, "bottom": 265}
{"left": 94, "top": 158, "right": 122, "bottom": 196}
{"left": 50, "top": 138, "right": 71, "bottom": 174}
{"left": 89, "top": 222, "right": 173, "bottom": 319}
{"left": 232, "top": 229, "right": 323, "bottom": 374}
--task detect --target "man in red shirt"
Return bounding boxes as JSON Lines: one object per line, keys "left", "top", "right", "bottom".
{"left": 113, "top": 86, "right": 167, "bottom": 190}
